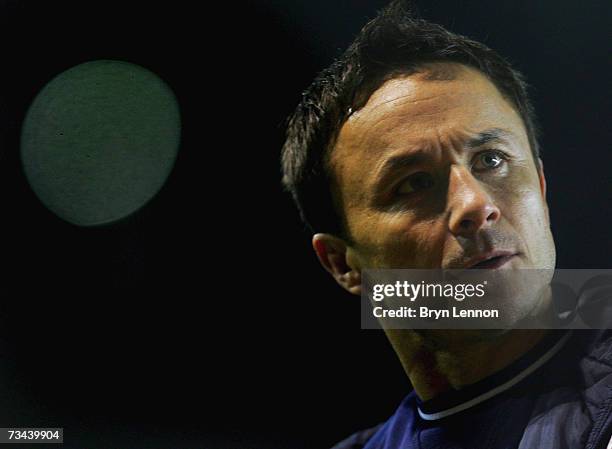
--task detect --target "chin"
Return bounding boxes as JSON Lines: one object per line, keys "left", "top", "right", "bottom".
{"left": 416, "top": 329, "right": 510, "bottom": 349}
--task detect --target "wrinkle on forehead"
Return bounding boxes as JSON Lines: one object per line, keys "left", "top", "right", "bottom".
{"left": 347, "top": 82, "right": 447, "bottom": 125}
{"left": 334, "top": 64, "right": 520, "bottom": 161}
{"left": 347, "top": 62, "right": 466, "bottom": 122}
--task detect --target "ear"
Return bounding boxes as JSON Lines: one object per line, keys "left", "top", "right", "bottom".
{"left": 537, "top": 158, "right": 551, "bottom": 222}
{"left": 312, "top": 233, "right": 362, "bottom": 295}
{"left": 537, "top": 158, "right": 547, "bottom": 199}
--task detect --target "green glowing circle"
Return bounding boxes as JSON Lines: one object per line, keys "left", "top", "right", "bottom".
{"left": 21, "top": 60, "right": 181, "bottom": 226}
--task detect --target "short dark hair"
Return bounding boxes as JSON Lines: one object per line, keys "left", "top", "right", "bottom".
{"left": 281, "top": 0, "right": 540, "bottom": 237}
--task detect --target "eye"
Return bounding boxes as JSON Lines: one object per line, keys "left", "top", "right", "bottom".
{"left": 473, "top": 150, "right": 506, "bottom": 171}
{"left": 396, "top": 172, "right": 435, "bottom": 195}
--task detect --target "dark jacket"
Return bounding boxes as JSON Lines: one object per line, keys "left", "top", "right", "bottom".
{"left": 332, "top": 330, "right": 612, "bottom": 449}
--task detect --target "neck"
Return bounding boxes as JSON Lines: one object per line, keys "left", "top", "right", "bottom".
{"left": 386, "top": 328, "right": 550, "bottom": 401}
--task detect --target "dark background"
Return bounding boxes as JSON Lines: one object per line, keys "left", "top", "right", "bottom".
{"left": 0, "top": 0, "right": 609, "bottom": 448}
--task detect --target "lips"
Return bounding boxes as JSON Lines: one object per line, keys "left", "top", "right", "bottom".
{"left": 465, "top": 251, "right": 518, "bottom": 269}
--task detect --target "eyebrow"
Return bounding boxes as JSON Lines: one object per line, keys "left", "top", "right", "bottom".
{"left": 374, "top": 149, "right": 429, "bottom": 194}
{"left": 373, "top": 151, "right": 428, "bottom": 189}
{"left": 466, "top": 128, "right": 512, "bottom": 149}
{"left": 373, "top": 128, "right": 513, "bottom": 189}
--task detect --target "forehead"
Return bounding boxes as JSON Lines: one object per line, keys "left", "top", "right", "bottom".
{"left": 330, "top": 63, "right": 527, "bottom": 173}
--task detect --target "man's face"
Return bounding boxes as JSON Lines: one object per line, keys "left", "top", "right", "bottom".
{"left": 330, "top": 63, "right": 556, "bottom": 272}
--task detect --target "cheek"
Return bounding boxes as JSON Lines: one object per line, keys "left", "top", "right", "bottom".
{"left": 397, "top": 219, "right": 446, "bottom": 268}
{"left": 499, "top": 181, "right": 555, "bottom": 265}
{"left": 493, "top": 163, "right": 545, "bottom": 224}
{"left": 350, "top": 209, "right": 444, "bottom": 268}
{"left": 502, "top": 171, "right": 547, "bottom": 228}
{"left": 508, "top": 188, "right": 543, "bottom": 218}
{"left": 519, "top": 190, "right": 553, "bottom": 239}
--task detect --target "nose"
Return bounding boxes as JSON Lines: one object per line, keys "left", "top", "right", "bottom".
{"left": 447, "top": 166, "right": 500, "bottom": 237}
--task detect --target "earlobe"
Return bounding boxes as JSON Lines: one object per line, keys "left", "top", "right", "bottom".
{"left": 312, "top": 233, "right": 362, "bottom": 295}
{"left": 537, "top": 158, "right": 551, "bottom": 224}
{"left": 538, "top": 158, "right": 547, "bottom": 199}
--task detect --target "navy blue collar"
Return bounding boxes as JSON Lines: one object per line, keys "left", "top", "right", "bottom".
{"left": 416, "top": 330, "right": 573, "bottom": 420}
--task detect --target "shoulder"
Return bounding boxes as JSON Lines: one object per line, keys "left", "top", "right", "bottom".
{"left": 521, "top": 330, "right": 612, "bottom": 449}
{"left": 329, "top": 392, "right": 418, "bottom": 449}
{"left": 578, "top": 330, "right": 612, "bottom": 449}
{"left": 329, "top": 424, "right": 384, "bottom": 449}
{"left": 570, "top": 329, "right": 612, "bottom": 391}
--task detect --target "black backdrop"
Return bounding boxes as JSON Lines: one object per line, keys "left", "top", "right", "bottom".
{"left": 0, "top": 1, "right": 609, "bottom": 448}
